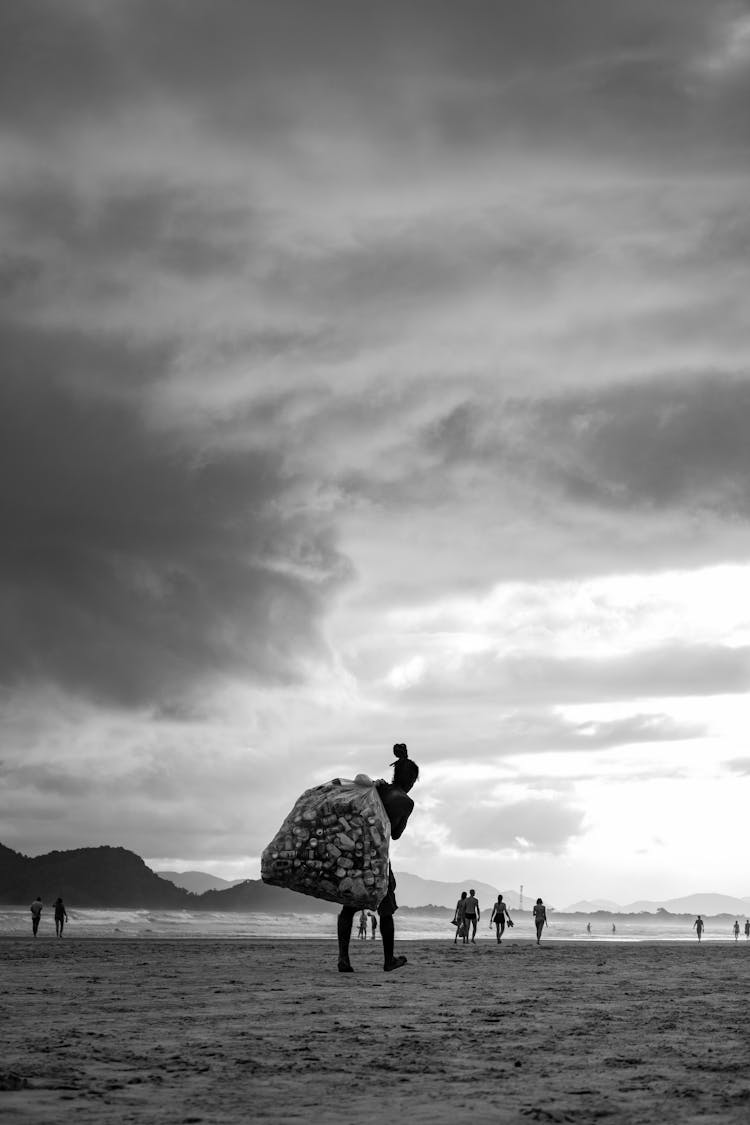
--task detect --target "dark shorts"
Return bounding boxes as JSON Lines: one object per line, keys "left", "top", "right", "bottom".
{"left": 377, "top": 865, "right": 398, "bottom": 917}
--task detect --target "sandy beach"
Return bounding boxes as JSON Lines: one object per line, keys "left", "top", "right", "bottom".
{"left": 3, "top": 936, "right": 750, "bottom": 1124}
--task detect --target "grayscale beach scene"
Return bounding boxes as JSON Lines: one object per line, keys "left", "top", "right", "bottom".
{"left": 3, "top": 1, "right": 750, "bottom": 1122}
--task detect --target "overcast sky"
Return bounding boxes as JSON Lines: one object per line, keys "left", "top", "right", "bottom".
{"left": 2, "top": 0, "right": 750, "bottom": 906}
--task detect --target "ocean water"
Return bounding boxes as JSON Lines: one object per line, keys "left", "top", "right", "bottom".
{"left": 1, "top": 907, "right": 746, "bottom": 942}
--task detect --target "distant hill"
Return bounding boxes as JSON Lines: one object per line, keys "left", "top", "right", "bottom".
{"left": 157, "top": 870, "right": 245, "bottom": 894}
{"left": 394, "top": 872, "right": 518, "bottom": 909}
{"left": 198, "top": 880, "right": 339, "bottom": 914}
{"left": 562, "top": 893, "right": 750, "bottom": 916}
{"left": 563, "top": 898, "right": 622, "bottom": 913}
{"left": 0, "top": 843, "right": 194, "bottom": 908}
{"left": 623, "top": 893, "right": 750, "bottom": 916}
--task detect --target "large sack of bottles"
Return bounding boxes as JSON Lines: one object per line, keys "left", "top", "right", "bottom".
{"left": 261, "top": 774, "right": 391, "bottom": 909}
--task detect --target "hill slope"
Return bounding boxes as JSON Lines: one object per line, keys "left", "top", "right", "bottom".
{"left": 0, "top": 844, "right": 194, "bottom": 908}
{"left": 394, "top": 872, "right": 517, "bottom": 909}
{"left": 198, "top": 880, "right": 339, "bottom": 914}
{"left": 157, "top": 870, "right": 245, "bottom": 894}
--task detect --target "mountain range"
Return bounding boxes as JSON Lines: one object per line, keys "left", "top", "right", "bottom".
{"left": 564, "top": 893, "right": 750, "bottom": 916}
{"left": 156, "top": 870, "right": 245, "bottom": 894}
{"left": 3, "top": 844, "right": 750, "bottom": 916}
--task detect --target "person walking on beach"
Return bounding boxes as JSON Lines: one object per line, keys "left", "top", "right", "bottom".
{"left": 733, "top": 920, "right": 740, "bottom": 941}
{"left": 489, "top": 894, "right": 512, "bottom": 943}
{"left": 453, "top": 891, "right": 468, "bottom": 944}
{"left": 532, "top": 898, "right": 548, "bottom": 945}
{"left": 464, "top": 889, "right": 480, "bottom": 943}
{"left": 586, "top": 922, "right": 591, "bottom": 935}
{"left": 337, "top": 744, "right": 419, "bottom": 974}
{"left": 693, "top": 915, "right": 705, "bottom": 941}
{"left": 30, "top": 897, "right": 43, "bottom": 937}
{"left": 744, "top": 920, "right": 749, "bottom": 940}
{"left": 357, "top": 909, "right": 368, "bottom": 939}
{"left": 53, "top": 897, "right": 68, "bottom": 938}
{"left": 369, "top": 912, "right": 378, "bottom": 939}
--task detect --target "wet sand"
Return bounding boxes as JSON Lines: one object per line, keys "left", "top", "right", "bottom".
{"left": 3, "top": 936, "right": 750, "bottom": 1123}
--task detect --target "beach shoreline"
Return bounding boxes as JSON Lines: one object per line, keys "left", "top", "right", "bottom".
{"left": 4, "top": 937, "right": 750, "bottom": 1123}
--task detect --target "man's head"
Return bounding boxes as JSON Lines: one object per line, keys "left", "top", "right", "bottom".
{"left": 391, "top": 743, "right": 419, "bottom": 792}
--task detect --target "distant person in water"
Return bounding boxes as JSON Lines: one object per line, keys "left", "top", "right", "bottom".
{"left": 586, "top": 922, "right": 592, "bottom": 935}
{"left": 53, "top": 897, "right": 68, "bottom": 938}
{"left": 733, "top": 920, "right": 741, "bottom": 941}
{"left": 612, "top": 923, "right": 616, "bottom": 934}
{"left": 369, "top": 912, "right": 378, "bottom": 939}
{"left": 693, "top": 915, "right": 705, "bottom": 941}
{"left": 453, "top": 891, "right": 468, "bottom": 944}
{"left": 489, "top": 895, "right": 512, "bottom": 943}
{"left": 30, "top": 897, "right": 43, "bottom": 937}
{"left": 357, "top": 910, "right": 368, "bottom": 939}
{"left": 464, "top": 889, "right": 480, "bottom": 943}
{"left": 337, "top": 744, "right": 418, "bottom": 974}
{"left": 532, "top": 898, "right": 548, "bottom": 944}
{"left": 745, "top": 920, "right": 750, "bottom": 940}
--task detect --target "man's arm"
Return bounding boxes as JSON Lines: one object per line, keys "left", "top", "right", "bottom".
{"left": 380, "top": 788, "right": 414, "bottom": 840}
{"left": 389, "top": 811, "right": 409, "bottom": 840}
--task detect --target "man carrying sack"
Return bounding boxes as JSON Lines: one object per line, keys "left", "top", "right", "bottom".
{"left": 261, "top": 742, "right": 420, "bottom": 974}
{"left": 337, "top": 744, "right": 419, "bottom": 974}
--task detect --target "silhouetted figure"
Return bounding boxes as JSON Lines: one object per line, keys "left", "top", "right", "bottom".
{"left": 357, "top": 909, "right": 368, "bottom": 939}
{"left": 733, "top": 920, "right": 740, "bottom": 941}
{"left": 369, "top": 912, "right": 378, "bottom": 939}
{"left": 30, "top": 897, "right": 43, "bottom": 937}
{"left": 533, "top": 898, "right": 548, "bottom": 944}
{"left": 337, "top": 744, "right": 418, "bottom": 974}
{"left": 612, "top": 923, "right": 616, "bottom": 934}
{"left": 489, "top": 894, "right": 512, "bottom": 943}
{"left": 464, "top": 889, "right": 480, "bottom": 943}
{"left": 693, "top": 915, "right": 705, "bottom": 941}
{"left": 53, "top": 898, "right": 68, "bottom": 938}
{"left": 744, "top": 920, "right": 749, "bottom": 940}
{"left": 453, "top": 891, "right": 468, "bottom": 944}
{"left": 586, "top": 922, "right": 592, "bottom": 935}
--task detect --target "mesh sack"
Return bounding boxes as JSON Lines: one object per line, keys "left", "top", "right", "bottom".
{"left": 261, "top": 774, "right": 391, "bottom": 909}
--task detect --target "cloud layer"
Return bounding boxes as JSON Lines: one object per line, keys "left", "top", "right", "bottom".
{"left": 2, "top": 1, "right": 750, "bottom": 900}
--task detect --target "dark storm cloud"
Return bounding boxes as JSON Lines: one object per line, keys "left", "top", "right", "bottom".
{"left": 255, "top": 209, "right": 585, "bottom": 342}
{"left": 414, "top": 373, "right": 750, "bottom": 519}
{"left": 2, "top": 761, "right": 89, "bottom": 799}
{"left": 0, "top": 177, "right": 255, "bottom": 287}
{"left": 531, "top": 375, "right": 750, "bottom": 515}
{"left": 2, "top": 0, "right": 746, "bottom": 164}
{"left": 0, "top": 338, "right": 350, "bottom": 706}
